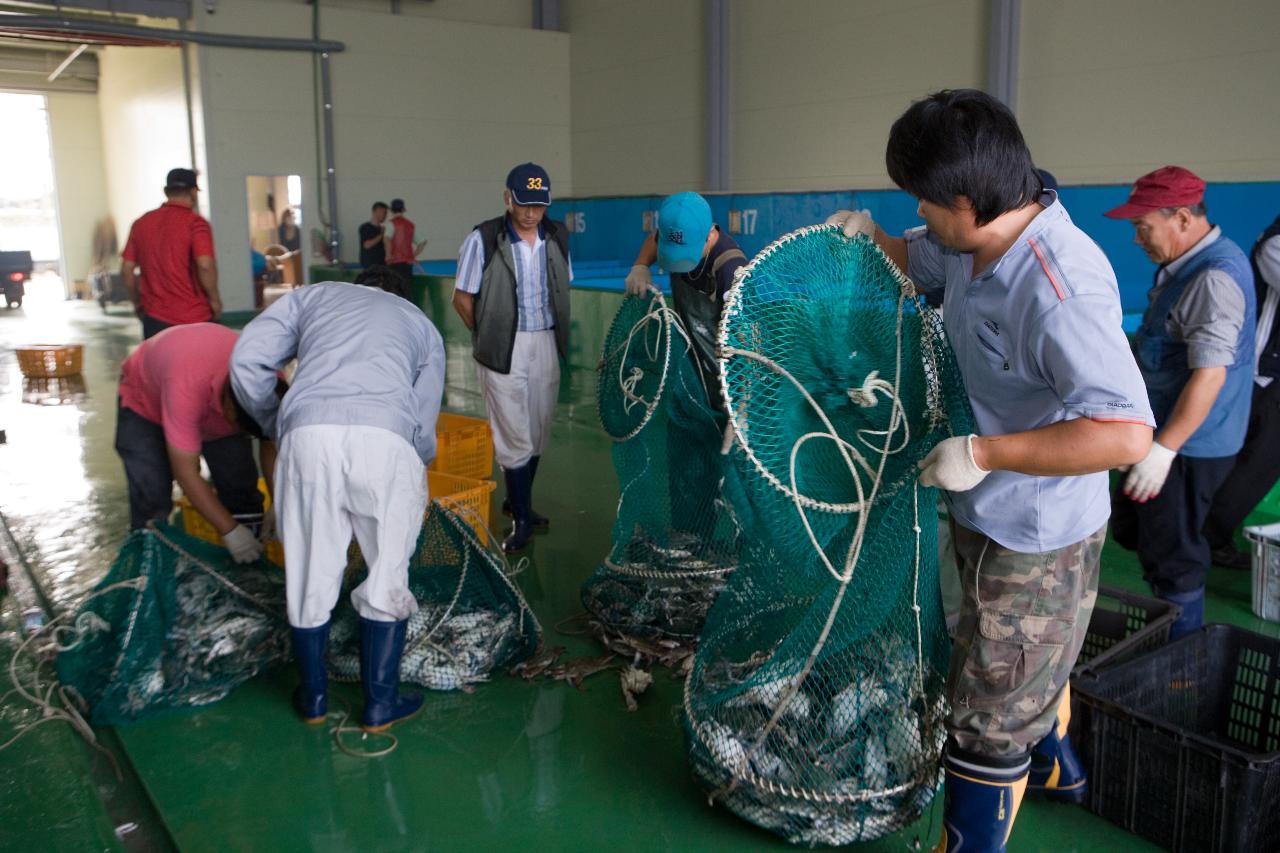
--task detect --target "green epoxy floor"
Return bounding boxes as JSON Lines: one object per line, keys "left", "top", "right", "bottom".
{"left": 1, "top": 285, "right": 1276, "bottom": 852}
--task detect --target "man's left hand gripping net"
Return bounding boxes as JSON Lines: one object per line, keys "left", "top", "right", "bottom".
{"left": 581, "top": 290, "right": 741, "bottom": 667}
{"left": 681, "top": 225, "right": 975, "bottom": 846}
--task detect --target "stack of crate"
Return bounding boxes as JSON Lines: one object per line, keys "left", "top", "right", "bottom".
{"left": 427, "top": 412, "right": 496, "bottom": 542}
{"left": 176, "top": 412, "right": 496, "bottom": 562}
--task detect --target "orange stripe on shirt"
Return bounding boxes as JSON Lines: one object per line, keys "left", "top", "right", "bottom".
{"left": 1028, "top": 238, "right": 1066, "bottom": 301}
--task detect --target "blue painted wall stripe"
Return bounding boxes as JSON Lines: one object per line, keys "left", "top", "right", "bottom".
{"left": 546, "top": 183, "right": 1280, "bottom": 312}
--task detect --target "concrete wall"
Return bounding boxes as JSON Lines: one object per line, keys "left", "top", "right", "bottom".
{"left": 563, "top": 0, "right": 704, "bottom": 197}
{"left": 1018, "top": 0, "right": 1280, "bottom": 184}
{"left": 45, "top": 92, "right": 111, "bottom": 290}
{"left": 319, "top": 5, "right": 570, "bottom": 267}
{"left": 560, "top": 0, "right": 1280, "bottom": 196}
{"left": 183, "top": 0, "right": 569, "bottom": 311}
{"left": 190, "top": 2, "right": 316, "bottom": 313}
{"left": 730, "top": 0, "right": 985, "bottom": 192}
{"left": 318, "top": 0, "right": 530, "bottom": 28}
{"left": 95, "top": 46, "right": 191, "bottom": 247}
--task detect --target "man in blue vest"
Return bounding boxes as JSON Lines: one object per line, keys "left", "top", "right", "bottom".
{"left": 1205, "top": 214, "right": 1280, "bottom": 570}
{"left": 452, "top": 163, "right": 572, "bottom": 553}
{"left": 1107, "top": 166, "right": 1256, "bottom": 638}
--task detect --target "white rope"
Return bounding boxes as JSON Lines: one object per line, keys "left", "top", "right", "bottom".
{"left": 0, "top": 577, "right": 147, "bottom": 776}
{"left": 688, "top": 225, "right": 941, "bottom": 807}
{"left": 601, "top": 292, "right": 674, "bottom": 442}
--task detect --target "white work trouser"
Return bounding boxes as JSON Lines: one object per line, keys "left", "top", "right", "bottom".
{"left": 277, "top": 424, "right": 428, "bottom": 628}
{"left": 477, "top": 329, "right": 560, "bottom": 470}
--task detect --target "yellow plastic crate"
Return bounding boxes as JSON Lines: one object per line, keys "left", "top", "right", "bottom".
{"left": 430, "top": 412, "right": 494, "bottom": 480}
{"left": 175, "top": 480, "right": 284, "bottom": 567}
{"left": 429, "top": 470, "right": 496, "bottom": 544}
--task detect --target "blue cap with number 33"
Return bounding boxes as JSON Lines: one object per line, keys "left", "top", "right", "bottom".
{"left": 506, "top": 163, "right": 552, "bottom": 206}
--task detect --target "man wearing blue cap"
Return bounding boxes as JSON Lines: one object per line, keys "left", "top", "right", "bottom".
{"left": 453, "top": 163, "right": 572, "bottom": 553}
{"left": 625, "top": 191, "right": 746, "bottom": 409}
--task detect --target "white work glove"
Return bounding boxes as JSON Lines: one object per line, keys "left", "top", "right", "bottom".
{"left": 918, "top": 435, "right": 989, "bottom": 492}
{"left": 1121, "top": 441, "right": 1176, "bottom": 503}
{"left": 223, "top": 524, "right": 264, "bottom": 564}
{"left": 625, "top": 264, "right": 654, "bottom": 297}
{"left": 825, "top": 209, "right": 877, "bottom": 240}
{"left": 259, "top": 506, "right": 277, "bottom": 543}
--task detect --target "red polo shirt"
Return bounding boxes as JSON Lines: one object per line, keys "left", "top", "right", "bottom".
{"left": 122, "top": 202, "right": 216, "bottom": 325}
{"left": 388, "top": 215, "right": 417, "bottom": 265}
{"left": 118, "top": 323, "right": 240, "bottom": 452}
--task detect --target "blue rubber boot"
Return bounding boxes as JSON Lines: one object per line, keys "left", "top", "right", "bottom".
{"left": 290, "top": 622, "right": 330, "bottom": 725}
{"left": 502, "top": 455, "right": 548, "bottom": 530}
{"left": 502, "top": 463, "right": 535, "bottom": 553}
{"left": 1028, "top": 684, "right": 1088, "bottom": 803}
{"left": 1162, "top": 587, "right": 1204, "bottom": 641}
{"left": 358, "top": 617, "right": 424, "bottom": 733}
{"left": 933, "top": 746, "right": 1029, "bottom": 853}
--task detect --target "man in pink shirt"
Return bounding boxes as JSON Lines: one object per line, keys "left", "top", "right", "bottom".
{"left": 115, "top": 323, "right": 275, "bottom": 563}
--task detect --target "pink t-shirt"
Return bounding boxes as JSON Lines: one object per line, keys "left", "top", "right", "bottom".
{"left": 118, "top": 323, "right": 240, "bottom": 452}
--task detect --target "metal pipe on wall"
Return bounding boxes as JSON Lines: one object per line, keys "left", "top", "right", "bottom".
{"left": 987, "top": 0, "right": 1020, "bottom": 112}
{"left": 318, "top": 51, "right": 340, "bottom": 263}
{"left": 0, "top": 14, "right": 345, "bottom": 53}
{"left": 705, "top": 0, "right": 729, "bottom": 192}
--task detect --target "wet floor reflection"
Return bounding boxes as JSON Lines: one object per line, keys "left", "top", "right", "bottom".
{"left": 1, "top": 299, "right": 138, "bottom": 612}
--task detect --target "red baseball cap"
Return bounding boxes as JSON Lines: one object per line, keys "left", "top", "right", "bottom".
{"left": 1104, "top": 165, "right": 1206, "bottom": 219}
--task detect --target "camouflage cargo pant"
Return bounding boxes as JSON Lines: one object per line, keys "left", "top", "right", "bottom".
{"left": 945, "top": 521, "right": 1104, "bottom": 758}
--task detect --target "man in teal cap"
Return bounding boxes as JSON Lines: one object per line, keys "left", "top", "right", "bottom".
{"left": 625, "top": 192, "right": 746, "bottom": 535}
{"left": 625, "top": 191, "right": 746, "bottom": 409}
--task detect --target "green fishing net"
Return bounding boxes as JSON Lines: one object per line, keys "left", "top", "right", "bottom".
{"left": 327, "top": 504, "right": 540, "bottom": 691}
{"left": 56, "top": 524, "right": 290, "bottom": 726}
{"left": 582, "top": 290, "right": 741, "bottom": 664}
{"left": 681, "top": 225, "right": 975, "bottom": 845}
{"left": 57, "top": 507, "right": 540, "bottom": 724}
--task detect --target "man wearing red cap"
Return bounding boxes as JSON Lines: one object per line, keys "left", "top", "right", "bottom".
{"left": 1106, "top": 165, "right": 1256, "bottom": 638}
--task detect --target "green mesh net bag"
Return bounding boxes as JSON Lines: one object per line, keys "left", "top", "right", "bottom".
{"left": 327, "top": 504, "right": 541, "bottom": 691}
{"left": 581, "top": 290, "right": 741, "bottom": 664}
{"left": 681, "top": 225, "right": 975, "bottom": 845}
{"left": 56, "top": 524, "right": 290, "bottom": 725}
{"left": 57, "top": 506, "right": 540, "bottom": 724}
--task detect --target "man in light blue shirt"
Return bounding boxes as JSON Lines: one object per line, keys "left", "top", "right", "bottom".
{"left": 452, "top": 163, "right": 573, "bottom": 553}
{"left": 828, "top": 90, "right": 1152, "bottom": 852}
{"left": 230, "top": 266, "right": 445, "bottom": 735}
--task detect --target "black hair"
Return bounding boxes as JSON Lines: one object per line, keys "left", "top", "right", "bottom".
{"left": 372, "top": 201, "right": 389, "bottom": 212}
{"left": 228, "top": 378, "right": 289, "bottom": 440}
{"left": 355, "top": 264, "right": 410, "bottom": 301}
{"left": 390, "top": 198, "right": 406, "bottom": 213}
{"left": 886, "top": 89, "right": 1040, "bottom": 226}
{"left": 230, "top": 390, "right": 266, "bottom": 439}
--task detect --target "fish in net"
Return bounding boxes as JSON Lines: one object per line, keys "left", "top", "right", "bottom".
{"left": 56, "top": 524, "right": 291, "bottom": 725}
{"left": 581, "top": 290, "right": 741, "bottom": 667}
{"left": 327, "top": 504, "right": 541, "bottom": 692}
{"left": 682, "top": 224, "right": 975, "bottom": 845}
{"left": 55, "top": 505, "right": 539, "bottom": 725}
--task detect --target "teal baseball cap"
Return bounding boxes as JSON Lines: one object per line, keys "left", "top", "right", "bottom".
{"left": 656, "top": 192, "right": 713, "bottom": 273}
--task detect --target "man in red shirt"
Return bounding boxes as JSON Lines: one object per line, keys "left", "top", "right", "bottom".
{"left": 116, "top": 323, "right": 275, "bottom": 563}
{"left": 386, "top": 197, "right": 427, "bottom": 286}
{"left": 121, "top": 168, "right": 223, "bottom": 339}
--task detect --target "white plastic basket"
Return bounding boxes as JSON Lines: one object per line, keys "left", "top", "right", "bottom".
{"left": 1244, "top": 521, "right": 1280, "bottom": 623}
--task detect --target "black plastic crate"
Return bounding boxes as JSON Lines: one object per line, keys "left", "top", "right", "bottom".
{"left": 1074, "top": 584, "right": 1180, "bottom": 676}
{"left": 1072, "top": 624, "right": 1280, "bottom": 853}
